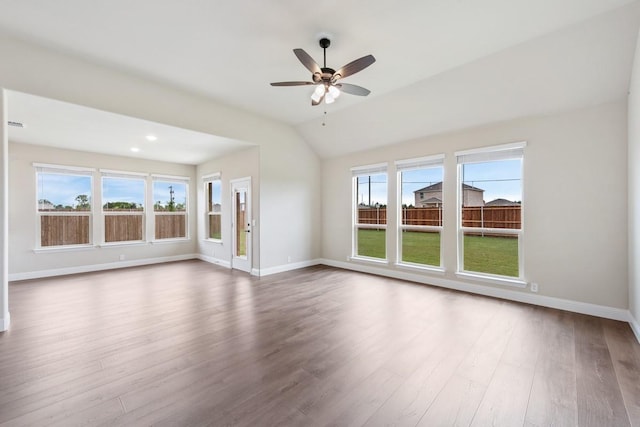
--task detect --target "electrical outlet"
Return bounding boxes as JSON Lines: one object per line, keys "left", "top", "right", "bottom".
{"left": 530, "top": 282, "right": 538, "bottom": 293}
{"left": 287, "top": 256, "right": 291, "bottom": 263}
{"left": 119, "top": 254, "right": 125, "bottom": 261}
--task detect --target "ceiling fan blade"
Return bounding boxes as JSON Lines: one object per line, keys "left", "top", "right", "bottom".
{"left": 293, "top": 48, "right": 321, "bottom": 75}
{"left": 334, "top": 55, "right": 376, "bottom": 80}
{"left": 270, "top": 81, "right": 315, "bottom": 87}
{"left": 336, "top": 83, "right": 371, "bottom": 96}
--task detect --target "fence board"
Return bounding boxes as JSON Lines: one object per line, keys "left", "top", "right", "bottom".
{"left": 40, "top": 216, "right": 90, "bottom": 246}
{"left": 155, "top": 214, "right": 186, "bottom": 239}
{"left": 105, "top": 215, "right": 143, "bottom": 242}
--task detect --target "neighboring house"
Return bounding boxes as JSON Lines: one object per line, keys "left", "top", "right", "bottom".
{"left": 485, "top": 198, "right": 521, "bottom": 207}
{"left": 414, "top": 182, "right": 484, "bottom": 207}
{"left": 38, "top": 200, "right": 55, "bottom": 210}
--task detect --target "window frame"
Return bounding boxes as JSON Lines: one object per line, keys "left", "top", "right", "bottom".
{"left": 151, "top": 174, "right": 190, "bottom": 242}
{"left": 455, "top": 142, "right": 526, "bottom": 285}
{"left": 34, "top": 163, "right": 95, "bottom": 250}
{"left": 203, "top": 172, "right": 222, "bottom": 242}
{"left": 395, "top": 154, "right": 445, "bottom": 271}
{"left": 100, "top": 170, "right": 148, "bottom": 245}
{"left": 351, "top": 163, "right": 389, "bottom": 263}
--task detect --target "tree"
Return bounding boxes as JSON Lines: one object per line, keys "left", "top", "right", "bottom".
{"left": 75, "top": 194, "right": 90, "bottom": 210}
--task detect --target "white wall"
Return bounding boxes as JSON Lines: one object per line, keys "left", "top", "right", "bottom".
{"left": 9, "top": 143, "right": 197, "bottom": 277}
{"left": 259, "top": 130, "right": 322, "bottom": 273}
{"left": 322, "top": 102, "right": 628, "bottom": 310}
{"left": 196, "top": 147, "right": 260, "bottom": 268}
{"left": 629, "top": 29, "right": 640, "bottom": 337}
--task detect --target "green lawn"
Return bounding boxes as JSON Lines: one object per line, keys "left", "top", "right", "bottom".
{"left": 356, "top": 229, "right": 518, "bottom": 277}
{"left": 463, "top": 234, "right": 518, "bottom": 277}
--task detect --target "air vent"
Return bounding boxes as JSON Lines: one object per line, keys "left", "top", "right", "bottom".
{"left": 7, "top": 121, "right": 24, "bottom": 128}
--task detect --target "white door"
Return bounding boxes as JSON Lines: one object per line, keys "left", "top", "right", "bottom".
{"left": 231, "top": 178, "right": 251, "bottom": 273}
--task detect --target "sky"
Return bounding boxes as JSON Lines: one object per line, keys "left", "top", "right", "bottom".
{"left": 357, "top": 159, "right": 522, "bottom": 207}
{"left": 37, "top": 173, "right": 187, "bottom": 208}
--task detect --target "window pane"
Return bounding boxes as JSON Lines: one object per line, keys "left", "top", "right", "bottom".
{"left": 206, "top": 180, "right": 222, "bottom": 240}
{"left": 461, "top": 159, "right": 522, "bottom": 229}
{"left": 401, "top": 230, "right": 440, "bottom": 266}
{"left": 209, "top": 215, "right": 221, "bottom": 239}
{"left": 209, "top": 180, "right": 221, "bottom": 213}
{"left": 153, "top": 181, "right": 186, "bottom": 212}
{"left": 153, "top": 180, "right": 187, "bottom": 240}
{"left": 155, "top": 214, "right": 186, "bottom": 239}
{"left": 105, "top": 215, "right": 143, "bottom": 242}
{"left": 357, "top": 228, "right": 386, "bottom": 259}
{"left": 357, "top": 174, "right": 387, "bottom": 224}
{"left": 399, "top": 166, "right": 443, "bottom": 267}
{"left": 40, "top": 215, "right": 89, "bottom": 246}
{"left": 463, "top": 233, "right": 519, "bottom": 277}
{"left": 102, "top": 177, "right": 145, "bottom": 211}
{"left": 460, "top": 157, "right": 522, "bottom": 277}
{"left": 37, "top": 173, "right": 92, "bottom": 212}
{"left": 37, "top": 172, "right": 92, "bottom": 247}
{"left": 102, "top": 177, "right": 145, "bottom": 242}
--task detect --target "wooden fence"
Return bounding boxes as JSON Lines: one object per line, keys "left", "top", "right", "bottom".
{"left": 41, "top": 213, "right": 186, "bottom": 246}
{"left": 41, "top": 215, "right": 90, "bottom": 247}
{"left": 155, "top": 214, "right": 186, "bottom": 239}
{"left": 105, "top": 215, "right": 143, "bottom": 242}
{"left": 358, "top": 206, "right": 521, "bottom": 229}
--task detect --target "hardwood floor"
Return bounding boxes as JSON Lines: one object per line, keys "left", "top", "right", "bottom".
{"left": 1, "top": 260, "right": 639, "bottom": 426}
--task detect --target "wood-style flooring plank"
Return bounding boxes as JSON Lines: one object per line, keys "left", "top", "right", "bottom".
{"left": 575, "top": 314, "right": 631, "bottom": 427}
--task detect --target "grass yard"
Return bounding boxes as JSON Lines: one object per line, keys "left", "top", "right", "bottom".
{"left": 463, "top": 234, "right": 518, "bottom": 277}
{"left": 401, "top": 231, "right": 440, "bottom": 266}
{"left": 357, "top": 229, "right": 518, "bottom": 277}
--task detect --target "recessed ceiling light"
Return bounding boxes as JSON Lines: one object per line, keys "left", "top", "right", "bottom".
{"left": 146, "top": 135, "right": 157, "bottom": 141}
{"left": 130, "top": 147, "right": 140, "bottom": 152}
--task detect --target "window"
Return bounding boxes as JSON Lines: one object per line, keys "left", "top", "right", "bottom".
{"left": 204, "top": 173, "right": 222, "bottom": 240}
{"left": 352, "top": 163, "right": 388, "bottom": 261}
{"left": 456, "top": 142, "right": 525, "bottom": 280}
{"left": 102, "top": 172, "right": 146, "bottom": 243}
{"left": 153, "top": 175, "right": 188, "bottom": 240}
{"left": 36, "top": 165, "right": 94, "bottom": 248}
{"left": 396, "top": 155, "right": 444, "bottom": 268}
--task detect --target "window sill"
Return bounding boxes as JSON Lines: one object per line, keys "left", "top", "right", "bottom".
{"left": 395, "top": 262, "right": 445, "bottom": 275}
{"left": 99, "top": 241, "right": 147, "bottom": 248}
{"left": 150, "top": 238, "right": 191, "bottom": 245}
{"left": 203, "top": 238, "right": 223, "bottom": 244}
{"left": 34, "top": 244, "right": 97, "bottom": 253}
{"left": 455, "top": 271, "right": 527, "bottom": 288}
{"left": 349, "top": 256, "right": 389, "bottom": 265}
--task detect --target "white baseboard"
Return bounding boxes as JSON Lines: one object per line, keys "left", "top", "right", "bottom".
{"left": 319, "top": 258, "right": 629, "bottom": 322}
{"left": 197, "top": 254, "right": 231, "bottom": 269}
{"left": 9, "top": 254, "right": 199, "bottom": 281}
{"left": 0, "top": 312, "right": 9, "bottom": 332}
{"left": 252, "top": 259, "right": 322, "bottom": 277}
{"left": 630, "top": 313, "right": 640, "bottom": 344}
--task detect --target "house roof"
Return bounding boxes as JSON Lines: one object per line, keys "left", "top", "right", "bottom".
{"left": 414, "top": 182, "right": 483, "bottom": 193}
{"left": 485, "top": 198, "right": 521, "bottom": 206}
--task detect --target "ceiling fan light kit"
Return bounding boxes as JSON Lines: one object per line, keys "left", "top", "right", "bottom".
{"left": 271, "top": 37, "right": 375, "bottom": 106}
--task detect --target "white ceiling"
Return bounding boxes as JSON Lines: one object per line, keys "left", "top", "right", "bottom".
{"left": 1, "top": 0, "right": 639, "bottom": 159}
{"left": 7, "top": 91, "right": 254, "bottom": 165}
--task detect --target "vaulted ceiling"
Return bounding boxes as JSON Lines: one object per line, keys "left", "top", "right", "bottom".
{"left": 1, "top": 0, "right": 639, "bottom": 161}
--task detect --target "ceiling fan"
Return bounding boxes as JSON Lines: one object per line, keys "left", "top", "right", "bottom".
{"left": 270, "top": 38, "right": 375, "bottom": 106}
